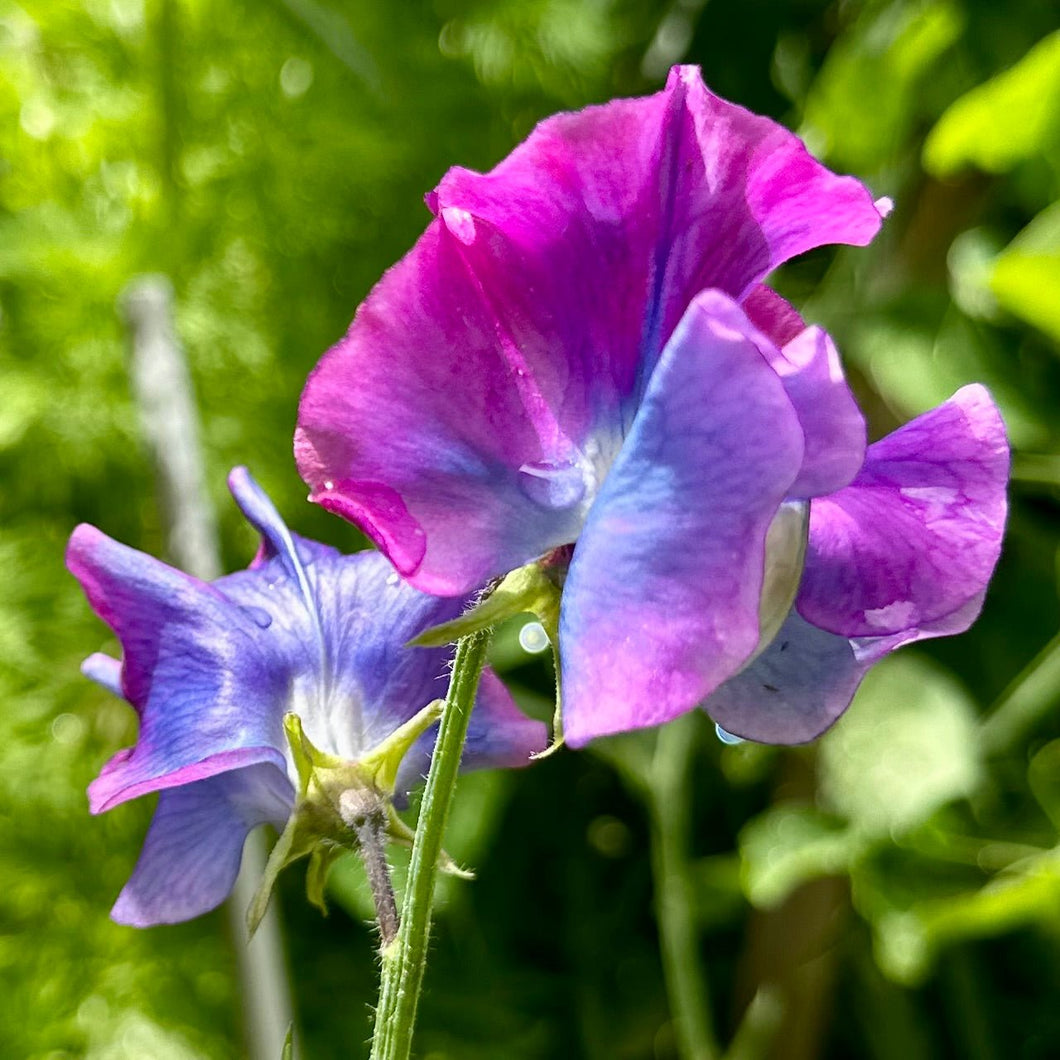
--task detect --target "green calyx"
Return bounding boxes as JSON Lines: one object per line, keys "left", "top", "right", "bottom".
{"left": 411, "top": 560, "right": 566, "bottom": 756}
{"left": 247, "top": 699, "right": 463, "bottom": 936}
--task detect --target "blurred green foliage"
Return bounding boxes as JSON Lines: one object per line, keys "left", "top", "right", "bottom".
{"left": 3, "top": 0, "right": 1060, "bottom": 1057}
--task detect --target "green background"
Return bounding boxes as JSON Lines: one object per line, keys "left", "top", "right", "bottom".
{"left": 3, "top": 0, "right": 1060, "bottom": 1056}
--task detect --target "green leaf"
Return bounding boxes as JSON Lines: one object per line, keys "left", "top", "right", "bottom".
{"left": 410, "top": 562, "right": 561, "bottom": 649}
{"left": 867, "top": 847, "right": 1060, "bottom": 984}
{"left": 819, "top": 653, "right": 982, "bottom": 837}
{"left": 801, "top": 0, "right": 963, "bottom": 172}
{"left": 989, "top": 201, "right": 1060, "bottom": 346}
{"left": 739, "top": 804, "right": 862, "bottom": 909}
{"left": 924, "top": 28, "right": 1060, "bottom": 175}
{"left": 1028, "top": 739, "right": 1060, "bottom": 831}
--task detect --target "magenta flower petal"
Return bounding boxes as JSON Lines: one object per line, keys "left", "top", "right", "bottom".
{"left": 296, "top": 217, "right": 584, "bottom": 597}
{"left": 559, "top": 291, "right": 804, "bottom": 747}
{"left": 295, "top": 66, "right": 883, "bottom": 595}
{"left": 767, "top": 326, "right": 867, "bottom": 497}
{"left": 742, "top": 285, "right": 805, "bottom": 346}
{"left": 429, "top": 66, "right": 882, "bottom": 383}
{"left": 797, "top": 385, "right": 1009, "bottom": 638}
{"left": 112, "top": 763, "right": 293, "bottom": 927}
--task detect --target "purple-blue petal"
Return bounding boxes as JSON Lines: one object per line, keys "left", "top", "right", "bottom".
{"left": 111, "top": 763, "right": 293, "bottom": 927}
{"left": 82, "top": 652, "right": 122, "bottom": 697}
{"left": 217, "top": 544, "right": 539, "bottom": 767}
{"left": 393, "top": 668, "right": 548, "bottom": 797}
{"left": 702, "top": 610, "right": 862, "bottom": 743}
{"left": 703, "top": 591, "right": 990, "bottom": 745}
{"left": 559, "top": 290, "right": 804, "bottom": 747}
{"left": 67, "top": 525, "right": 289, "bottom": 813}
{"left": 797, "top": 385, "right": 1009, "bottom": 638}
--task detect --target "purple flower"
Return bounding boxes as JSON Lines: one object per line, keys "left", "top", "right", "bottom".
{"left": 67, "top": 468, "right": 545, "bottom": 926}
{"left": 704, "top": 384, "right": 1008, "bottom": 743}
{"left": 294, "top": 67, "right": 1008, "bottom": 748}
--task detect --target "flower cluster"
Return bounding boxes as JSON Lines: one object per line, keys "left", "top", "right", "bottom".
{"left": 71, "top": 66, "right": 1008, "bottom": 926}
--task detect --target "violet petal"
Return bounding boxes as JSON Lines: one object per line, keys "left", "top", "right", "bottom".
{"left": 111, "top": 763, "right": 293, "bottom": 927}
{"left": 559, "top": 290, "right": 804, "bottom": 746}
{"left": 797, "top": 385, "right": 1009, "bottom": 638}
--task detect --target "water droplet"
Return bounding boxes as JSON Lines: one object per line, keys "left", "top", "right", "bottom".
{"left": 714, "top": 723, "right": 744, "bottom": 746}
{"left": 518, "top": 460, "right": 586, "bottom": 510}
{"left": 518, "top": 620, "right": 550, "bottom": 654}
{"left": 385, "top": 571, "right": 400, "bottom": 587}
{"left": 441, "top": 206, "right": 475, "bottom": 244}
{"left": 241, "top": 605, "right": 273, "bottom": 629}
{"left": 322, "top": 480, "right": 335, "bottom": 491}
{"left": 52, "top": 712, "right": 85, "bottom": 745}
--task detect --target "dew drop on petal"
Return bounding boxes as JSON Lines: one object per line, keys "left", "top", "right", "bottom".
{"left": 518, "top": 461, "right": 586, "bottom": 510}
{"left": 714, "top": 722, "right": 744, "bottom": 746}
{"left": 518, "top": 620, "right": 550, "bottom": 654}
{"left": 385, "top": 571, "right": 400, "bottom": 587}
{"left": 322, "top": 480, "right": 335, "bottom": 491}
{"left": 241, "top": 605, "right": 273, "bottom": 629}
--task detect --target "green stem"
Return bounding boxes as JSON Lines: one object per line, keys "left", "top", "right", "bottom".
{"left": 648, "top": 713, "right": 720, "bottom": 1060}
{"left": 371, "top": 628, "right": 491, "bottom": 1060}
{"left": 979, "top": 626, "right": 1060, "bottom": 755}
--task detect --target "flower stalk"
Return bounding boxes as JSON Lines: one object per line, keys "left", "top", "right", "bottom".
{"left": 371, "top": 627, "right": 492, "bottom": 1060}
{"left": 649, "top": 713, "right": 720, "bottom": 1060}
{"left": 340, "top": 789, "right": 400, "bottom": 947}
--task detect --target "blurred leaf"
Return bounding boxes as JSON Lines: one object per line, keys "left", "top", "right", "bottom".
{"left": 819, "top": 653, "right": 982, "bottom": 837}
{"left": 1027, "top": 739, "right": 1060, "bottom": 831}
{"left": 851, "top": 306, "right": 1050, "bottom": 449}
{"left": 868, "top": 847, "right": 1060, "bottom": 984}
{"left": 690, "top": 853, "right": 745, "bottom": 928}
{"left": 739, "top": 803, "right": 862, "bottom": 908}
{"left": 924, "top": 28, "right": 1060, "bottom": 176}
{"left": 801, "top": 0, "right": 963, "bottom": 173}
{"left": 438, "top": 0, "right": 619, "bottom": 104}
{"left": 979, "top": 628, "right": 1060, "bottom": 755}
{"left": 589, "top": 728, "right": 656, "bottom": 798}
{"left": 990, "top": 200, "right": 1060, "bottom": 346}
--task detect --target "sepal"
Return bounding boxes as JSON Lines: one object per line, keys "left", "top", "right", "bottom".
{"left": 412, "top": 560, "right": 566, "bottom": 755}
{"left": 410, "top": 561, "right": 561, "bottom": 648}
{"left": 246, "top": 703, "right": 451, "bottom": 935}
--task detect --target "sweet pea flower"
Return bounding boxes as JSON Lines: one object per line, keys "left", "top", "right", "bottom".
{"left": 295, "top": 66, "right": 1008, "bottom": 748}
{"left": 67, "top": 468, "right": 545, "bottom": 926}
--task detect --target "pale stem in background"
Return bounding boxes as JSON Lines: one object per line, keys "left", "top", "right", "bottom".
{"left": 121, "top": 275, "right": 296, "bottom": 1060}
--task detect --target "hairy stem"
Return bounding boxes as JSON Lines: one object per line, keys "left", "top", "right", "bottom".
{"left": 370, "top": 628, "right": 491, "bottom": 1060}
{"left": 341, "top": 789, "right": 400, "bottom": 948}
